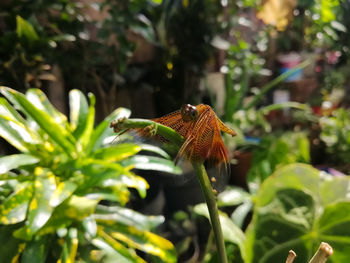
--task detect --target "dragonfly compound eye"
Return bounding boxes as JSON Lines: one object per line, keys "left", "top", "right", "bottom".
{"left": 180, "top": 104, "right": 199, "bottom": 122}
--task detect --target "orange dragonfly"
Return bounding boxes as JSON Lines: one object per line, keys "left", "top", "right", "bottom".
{"left": 139, "top": 104, "right": 236, "bottom": 169}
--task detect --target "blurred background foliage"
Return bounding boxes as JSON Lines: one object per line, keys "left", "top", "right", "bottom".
{"left": 1, "top": 0, "right": 350, "bottom": 262}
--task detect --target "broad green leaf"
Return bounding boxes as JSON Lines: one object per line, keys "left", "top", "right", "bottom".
{"left": 0, "top": 117, "right": 33, "bottom": 152}
{"left": 16, "top": 15, "right": 39, "bottom": 42}
{"left": 0, "top": 225, "right": 25, "bottom": 263}
{"left": 49, "top": 180, "right": 77, "bottom": 207}
{"left": 81, "top": 160, "right": 148, "bottom": 198}
{"left": 87, "top": 107, "right": 131, "bottom": 153}
{"left": 0, "top": 87, "right": 76, "bottom": 156}
{"left": 69, "top": 89, "right": 89, "bottom": 139}
{"left": 95, "top": 205, "right": 165, "bottom": 231}
{"left": 26, "top": 89, "right": 69, "bottom": 129}
{"left": 218, "top": 186, "right": 251, "bottom": 207}
{"left": 245, "top": 163, "right": 350, "bottom": 263}
{"left": 61, "top": 195, "right": 99, "bottom": 221}
{"left": 14, "top": 168, "right": 56, "bottom": 240}
{"left": 138, "top": 143, "right": 171, "bottom": 159}
{"left": 104, "top": 224, "right": 176, "bottom": 263}
{"left": 78, "top": 93, "right": 95, "bottom": 151}
{"left": 59, "top": 228, "right": 78, "bottom": 263}
{"left": 0, "top": 182, "right": 32, "bottom": 224}
{"left": 21, "top": 235, "right": 48, "bottom": 263}
{"left": 93, "top": 143, "right": 142, "bottom": 162}
{"left": 194, "top": 203, "right": 246, "bottom": 260}
{"left": 122, "top": 155, "right": 182, "bottom": 175}
{"left": 0, "top": 154, "right": 39, "bottom": 174}
{"left": 82, "top": 215, "right": 97, "bottom": 238}
{"left": 97, "top": 228, "right": 146, "bottom": 263}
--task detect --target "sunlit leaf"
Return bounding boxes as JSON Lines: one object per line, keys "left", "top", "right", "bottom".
{"left": 69, "top": 89, "right": 89, "bottom": 139}
{"left": 14, "top": 168, "right": 56, "bottom": 240}
{"left": 122, "top": 155, "right": 182, "bottom": 175}
{"left": 97, "top": 228, "right": 146, "bottom": 263}
{"left": 93, "top": 143, "right": 141, "bottom": 162}
{"left": 104, "top": 224, "right": 176, "bottom": 263}
{"left": 59, "top": 228, "right": 78, "bottom": 263}
{"left": 0, "top": 87, "right": 76, "bottom": 156}
{"left": 0, "top": 154, "right": 39, "bottom": 174}
{"left": 78, "top": 93, "right": 96, "bottom": 151}
{"left": 95, "top": 205, "right": 165, "bottom": 231}
{"left": 87, "top": 107, "right": 131, "bottom": 153}
{"left": 26, "top": 89, "right": 68, "bottom": 128}
{"left": 0, "top": 182, "right": 32, "bottom": 225}
{"left": 16, "top": 15, "right": 39, "bottom": 42}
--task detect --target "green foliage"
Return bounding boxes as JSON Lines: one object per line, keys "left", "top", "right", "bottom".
{"left": 0, "top": 87, "right": 177, "bottom": 262}
{"left": 245, "top": 163, "right": 350, "bottom": 263}
{"left": 247, "top": 131, "right": 310, "bottom": 188}
{"left": 319, "top": 108, "right": 350, "bottom": 166}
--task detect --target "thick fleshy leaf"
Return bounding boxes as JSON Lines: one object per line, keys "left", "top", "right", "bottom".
{"left": 82, "top": 215, "right": 97, "bottom": 238}
{"left": 14, "top": 168, "right": 56, "bottom": 240}
{"left": 194, "top": 203, "right": 246, "bottom": 260}
{"left": 0, "top": 182, "right": 32, "bottom": 224}
{"left": 96, "top": 228, "right": 146, "bottom": 263}
{"left": 95, "top": 205, "right": 165, "bottom": 231}
{"left": 104, "top": 224, "right": 176, "bottom": 263}
{"left": 78, "top": 93, "right": 96, "bottom": 151}
{"left": 93, "top": 143, "right": 141, "bottom": 162}
{"left": 0, "top": 87, "right": 76, "bottom": 156}
{"left": 21, "top": 235, "right": 48, "bottom": 263}
{"left": 87, "top": 107, "right": 131, "bottom": 153}
{"left": 122, "top": 155, "right": 182, "bottom": 175}
{"left": 0, "top": 154, "right": 39, "bottom": 174}
{"left": 26, "top": 89, "right": 68, "bottom": 128}
{"left": 69, "top": 89, "right": 89, "bottom": 139}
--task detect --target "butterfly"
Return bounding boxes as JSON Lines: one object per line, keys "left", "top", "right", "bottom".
{"left": 141, "top": 104, "right": 236, "bottom": 170}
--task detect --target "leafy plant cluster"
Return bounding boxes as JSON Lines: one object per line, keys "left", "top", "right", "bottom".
{"left": 0, "top": 87, "right": 179, "bottom": 262}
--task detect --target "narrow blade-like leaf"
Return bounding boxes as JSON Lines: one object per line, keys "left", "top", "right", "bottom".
{"left": 69, "top": 89, "right": 89, "bottom": 139}
{"left": 0, "top": 154, "right": 39, "bottom": 174}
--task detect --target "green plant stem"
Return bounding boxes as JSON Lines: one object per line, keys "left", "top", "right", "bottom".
{"left": 111, "top": 118, "right": 228, "bottom": 262}
{"left": 244, "top": 60, "right": 310, "bottom": 111}
{"left": 192, "top": 162, "right": 228, "bottom": 263}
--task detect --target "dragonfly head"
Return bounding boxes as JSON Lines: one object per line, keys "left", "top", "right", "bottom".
{"left": 180, "top": 104, "right": 199, "bottom": 122}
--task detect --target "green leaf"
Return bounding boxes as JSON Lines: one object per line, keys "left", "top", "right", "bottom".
{"left": 217, "top": 186, "right": 251, "bottom": 207}
{"left": 103, "top": 224, "right": 176, "bottom": 263}
{"left": 59, "top": 228, "right": 78, "bottom": 263}
{"left": 93, "top": 235, "right": 144, "bottom": 263}
{"left": 95, "top": 205, "right": 165, "bottom": 231}
{"left": 49, "top": 180, "right": 77, "bottom": 207}
{"left": 194, "top": 203, "right": 246, "bottom": 260}
{"left": 0, "top": 182, "right": 32, "bottom": 224}
{"left": 122, "top": 155, "right": 182, "bottom": 175}
{"left": 245, "top": 163, "right": 350, "bottom": 263}
{"left": 26, "top": 89, "right": 69, "bottom": 128}
{"left": 21, "top": 236, "right": 48, "bottom": 263}
{"left": 0, "top": 225, "right": 25, "bottom": 263}
{"left": 93, "top": 143, "right": 141, "bottom": 162}
{"left": 16, "top": 15, "right": 39, "bottom": 42}
{"left": 138, "top": 143, "right": 171, "bottom": 159}
{"left": 69, "top": 89, "right": 89, "bottom": 139}
{"left": 0, "top": 87, "right": 76, "bottom": 156}
{"left": 14, "top": 168, "right": 57, "bottom": 240}
{"left": 87, "top": 107, "right": 131, "bottom": 153}
{"left": 78, "top": 93, "right": 96, "bottom": 151}
{"left": 0, "top": 154, "right": 39, "bottom": 174}
{"left": 61, "top": 195, "right": 99, "bottom": 221}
